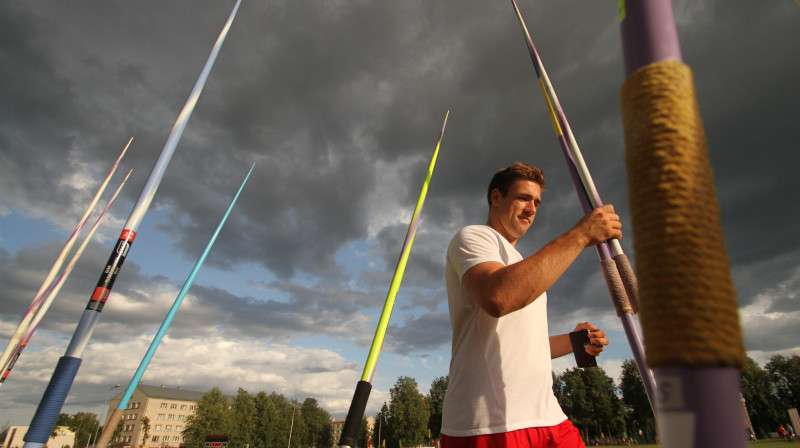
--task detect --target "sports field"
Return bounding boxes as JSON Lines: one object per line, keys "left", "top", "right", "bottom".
{"left": 594, "top": 440, "right": 793, "bottom": 447}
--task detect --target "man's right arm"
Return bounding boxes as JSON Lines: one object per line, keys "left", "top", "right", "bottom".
{"left": 463, "top": 205, "right": 621, "bottom": 318}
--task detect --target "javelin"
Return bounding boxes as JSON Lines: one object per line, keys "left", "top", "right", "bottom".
{"left": 21, "top": 2, "right": 241, "bottom": 447}
{"left": 338, "top": 111, "right": 449, "bottom": 448}
{"left": 94, "top": 163, "right": 253, "bottom": 448}
{"left": 620, "top": 0, "right": 746, "bottom": 446}
{"left": 0, "top": 138, "right": 131, "bottom": 374}
{"left": 509, "top": 0, "right": 656, "bottom": 410}
{"left": 0, "top": 170, "right": 132, "bottom": 385}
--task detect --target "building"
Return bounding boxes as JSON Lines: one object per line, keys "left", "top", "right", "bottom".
{"left": 107, "top": 384, "right": 207, "bottom": 448}
{"left": 330, "top": 419, "right": 345, "bottom": 448}
{"left": 329, "top": 417, "right": 374, "bottom": 448}
{"left": 1, "top": 426, "right": 75, "bottom": 448}
{"left": 365, "top": 417, "right": 374, "bottom": 441}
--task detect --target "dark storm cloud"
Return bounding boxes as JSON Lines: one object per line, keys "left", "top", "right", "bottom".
{"left": 386, "top": 311, "right": 451, "bottom": 355}
{"left": 191, "top": 279, "right": 381, "bottom": 341}
{"left": 0, "top": 9, "right": 88, "bottom": 212}
{"left": 105, "top": 270, "right": 385, "bottom": 343}
{"left": 4, "top": 0, "right": 797, "bottom": 287}
{"left": 0, "top": 238, "right": 379, "bottom": 346}
{"left": 0, "top": 241, "right": 120, "bottom": 335}
{"left": 677, "top": 5, "right": 800, "bottom": 266}
{"left": 1, "top": 0, "right": 624, "bottom": 284}
{"left": 2, "top": 0, "right": 800, "bottom": 422}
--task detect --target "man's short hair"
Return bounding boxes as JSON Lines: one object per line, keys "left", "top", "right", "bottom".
{"left": 487, "top": 162, "right": 546, "bottom": 207}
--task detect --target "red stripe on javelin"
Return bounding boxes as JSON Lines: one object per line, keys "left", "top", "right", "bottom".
{"left": 90, "top": 286, "right": 111, "bottom": 303}
{"left": 120, "top": 229, "right": 137, "bottom": 241}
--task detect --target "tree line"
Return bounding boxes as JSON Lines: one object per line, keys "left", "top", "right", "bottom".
{"left": 367, "top": 355, "right": 800, "bottom": 446}
{"left": 183, "top": 387, "right": 333, "bottom": 448}
{"left": 371, "top": 364, "right": 654, "bottom": 448}
{"left": 742, "top": 354, "right": 800, "bottom": 438}
{"left": 54, "top": 412, "right": 101, "bottom": 448}
{"left": 181, "top": 354, "right": 799, "bottom": 447}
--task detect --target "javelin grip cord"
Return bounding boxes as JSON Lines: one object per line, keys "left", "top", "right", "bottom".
{"left": 613, "top": 253, "right": 639, "bottom": 313}
{"left": 339, "top": 380, "right": 372, "bottom": 448}
{"left": 621, "top": 60, "right": 743, "bottom": 368}
{"left": 24, "top": 357, "right": 82, "bottom": 443}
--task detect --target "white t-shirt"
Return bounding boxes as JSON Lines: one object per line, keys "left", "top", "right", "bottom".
{"left": 441, "top": 225, "right": 567, "bottom": 437}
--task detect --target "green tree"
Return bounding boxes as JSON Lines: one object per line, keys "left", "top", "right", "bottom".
{"left": 275, "top": 396, "right": 296, "bottom": 448}
{"left": 53, "top": 414, "right": 72, "bottom": 439}
{"left": 229, "top": 388, "right": 256, "bottom": 448}
{"left": 554, "top": 367, "right": 623, "bottom": 442}
{"left": 385, "top": 376, "right": 430, "bottom": 448}
{"left": 296, "top": 397, "right": 331, "bottom": 448}
{"left": 742, "top": 356, "right": 784, "bottom": 437}
{"left": 553, "top": 369, "right": 588, "bottom": 437}
{"left": 183, "top": 387, "right": 233, "bottom": 448}
{"left": 140, "top": 416, "right": 151, "bottom": 448}
{"left": 372, "top": 403, "right": 389, "bottom": 448}
{"left": 56, "top": 413, "right": 72, "bottom": 428}
{"left": 180, "top": 387, "right": 336, "bottom": 448}
{"left": 619, "top": 359, "right": 655, "bottom": 442}
{"left": 252, "top": 392, "right": 292, "bottom": 448}
{"left": 112, "top": 420, "right": 124, "bottom": 446}
{"left": 427, "top": 376, "right": 448, "bottom": 441}
{"left": 357, "top": 417, "right": 370, "bottom": 448}
{"left": 65, "top": 412, "right": 99, "bottom": 448}
{"left": 287, "top": 401, "right": 302, "bottom": 448}
{"left": 766, "top": 354, "right": 800, "bottom": 412}
{"left": 253, "top": 391, "right": 275, "bottom": 448}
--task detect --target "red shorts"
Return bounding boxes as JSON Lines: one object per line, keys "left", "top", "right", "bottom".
{"left": 441, "top": 420, "right": 585, "bottom": 448}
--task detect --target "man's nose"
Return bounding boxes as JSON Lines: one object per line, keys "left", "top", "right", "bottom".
{"left": 524, "top": 201, "right": 536, "bottom": 213}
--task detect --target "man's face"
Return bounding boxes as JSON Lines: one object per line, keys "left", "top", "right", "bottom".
{"left": 489, "top": 179, "right": 542, "bottom": 244}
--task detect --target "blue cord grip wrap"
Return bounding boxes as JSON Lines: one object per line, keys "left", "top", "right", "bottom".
{"left": 24, "top": 356, "right": 83, "bottom": 443}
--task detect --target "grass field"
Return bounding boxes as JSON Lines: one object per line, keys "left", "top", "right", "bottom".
{"left": 592, "top": 440, "right": 794, "bottom": 447}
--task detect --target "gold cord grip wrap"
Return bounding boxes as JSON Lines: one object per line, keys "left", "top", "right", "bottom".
{"left": 620, "top": 60, "right": 744, "bottom": 370}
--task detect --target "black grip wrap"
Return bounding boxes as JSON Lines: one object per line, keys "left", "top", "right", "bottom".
{"left": 338, "top": 380, "right": 372, "bottom": 448}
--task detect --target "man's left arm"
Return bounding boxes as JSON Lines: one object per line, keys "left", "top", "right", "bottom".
{"left": 549, "top": 322, "right": 609, "bottom": 359}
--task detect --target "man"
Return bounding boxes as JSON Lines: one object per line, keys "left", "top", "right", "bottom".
{"left": 441, "top": 162, "right": 621, "bottom": 448}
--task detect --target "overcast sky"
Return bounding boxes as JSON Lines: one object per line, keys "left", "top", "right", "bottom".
{"left": 1, "top": 0, "right": 799, "bottom": 426}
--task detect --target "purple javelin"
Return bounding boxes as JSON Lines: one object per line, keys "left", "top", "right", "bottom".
{"left": 509, "top": 0, "right": 656, "bottom": 412}
{"left": 620, "top": 1, "right": 747, "bottom": 447}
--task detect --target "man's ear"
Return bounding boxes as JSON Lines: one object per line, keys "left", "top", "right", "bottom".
{"left": 490, "top": 188, "right": 502, "bottom": 207}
